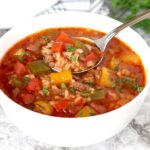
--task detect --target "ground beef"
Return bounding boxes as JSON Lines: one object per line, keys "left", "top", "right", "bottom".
{"left": 51, "top": 85, "right": 62, "bottom": 95}
{"left": 69, "top": 81, "right": 90, "bottom": 91}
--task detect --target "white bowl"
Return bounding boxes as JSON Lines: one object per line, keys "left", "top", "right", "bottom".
{"left": 0, "top": 12, "right": 150, "bottom": 147}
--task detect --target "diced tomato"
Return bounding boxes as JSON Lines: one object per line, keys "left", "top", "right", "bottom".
{"left": 25, "top": 43, "right": 39, "bottom": 52}
{"left": 24, "top": 57, "right": 32, "bottom": 63}
{"left": 75, "top": 99, "right": 85, "bottom": 106}
{"left": 68, "top": 99, "right": 85, "bottom": 115}
{"left": 54, "top": 100, "right": 70, "bottom": 112}
{"left": 68, "top": 105, "right": 83, "bottom": 115}
{"left": 85, "top": 52, "right": 98, "bottom": 62}
{"left": 90, "top": 102, "right": 106, "bottom": 114}
{"left": 106, "top": 89, "right": 118, "bottom": 101}
{"left": 22, "top": 93, "right": 35, "bottom": 104}
{"left": 51, "top": 42, "right": 65, "bottom": 53}
{"left": 14, "top": 61, "right": 27, "bottom": 76}
{"left": 56, "top": 32, "right": 74, "bottom": 44}
{"left": 52, "top": 111, "right": 73, "bottom": 117}
{"left": 26, "top": 78, "right": 42, "bottom": 91}
{"left": 52, "top": 99, "right": 84, "bottom": 115}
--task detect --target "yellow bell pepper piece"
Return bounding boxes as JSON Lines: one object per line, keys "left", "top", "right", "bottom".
{"left": 34, "top": 101, "right": 53, "bottom": 115}
{"left": 99, "top": 67, "right": 115, "bottom": 88}
{"left": 109, "top": 56, "right": 120, "bottom": 69}
{"left": 120, "top": 52, "right": 140, "bottom": 64}
{"left": 50, "top": 71, "right": 72, "bottom": 84}
{"left": 75, "top": 106, "right": 97, "bottom": 117}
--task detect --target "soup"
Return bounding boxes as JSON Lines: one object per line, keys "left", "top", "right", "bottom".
{"left": 0, "top": 27, "right": 145, "bottom": 117}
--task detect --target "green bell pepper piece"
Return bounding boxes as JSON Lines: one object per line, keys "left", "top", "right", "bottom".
{"left": 91, "top": 89, "right": 105, "bottom": 100}
{"left": 11, "top": 77, "right": 22, "bottom": 87}
{"left": 27, "top": 60, "right": 50, "bottom": 74}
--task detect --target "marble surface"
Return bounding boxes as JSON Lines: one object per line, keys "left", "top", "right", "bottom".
{"left": 0, "top": 27, "right": 150, "bottom": 150}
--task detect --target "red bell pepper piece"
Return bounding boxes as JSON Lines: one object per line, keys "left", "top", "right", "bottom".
{"left": 56, "top": 32, "right": 74, "bottom": 44}
{"left": 54, "top": 100, "right": 70, "bottom": 112}
{"left": 85, "top": 52, "right": 98, "bottom": 62}
{"left": 26, "top": 78, "right": 42, "bottom": 91}
{"left": 51, "top": 42, "right": 65, "bottom": 53}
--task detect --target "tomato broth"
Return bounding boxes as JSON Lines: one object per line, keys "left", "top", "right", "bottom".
{"left": 0, "top": 27, "right": 145, "bottom": 117}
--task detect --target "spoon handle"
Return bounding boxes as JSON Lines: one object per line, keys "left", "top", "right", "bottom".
{"left": 95, "top": 10, "right": 150, "bottom": 51}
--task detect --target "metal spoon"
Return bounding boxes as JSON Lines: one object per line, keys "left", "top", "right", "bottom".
{"left": 52, "top": 10, "right": 150, "bottom": 74}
